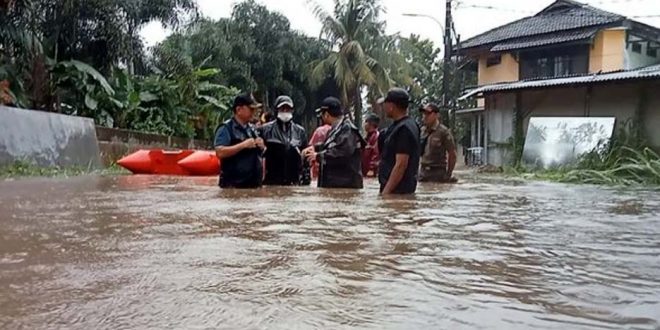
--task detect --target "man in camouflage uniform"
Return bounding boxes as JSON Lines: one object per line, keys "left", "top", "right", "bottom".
{"left": 419, "top": 103, "right": 458, "bottom": 183}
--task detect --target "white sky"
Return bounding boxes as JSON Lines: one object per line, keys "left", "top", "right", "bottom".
{"left": 141, "top": 0, "right": 660, "bottom": 50}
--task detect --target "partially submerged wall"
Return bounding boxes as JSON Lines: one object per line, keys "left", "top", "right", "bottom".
{"left": 96, "top": 127, "right": 211, "bottom": 166}
{"left": 0, "top": 106, "right": 101, "bottom": 168}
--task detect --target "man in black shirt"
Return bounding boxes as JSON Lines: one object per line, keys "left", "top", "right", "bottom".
{"left": 378, "top": 88, "right": 421, "bottom": 195}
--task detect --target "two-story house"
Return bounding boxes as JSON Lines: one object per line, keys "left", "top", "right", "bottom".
{"left": 457, "top": 0, "right": 660, "bottom": 166}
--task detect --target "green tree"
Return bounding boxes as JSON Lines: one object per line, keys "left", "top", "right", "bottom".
{"left": 1, "top": 0, "right": 199, "bottom": 111}
{"left": 308, "top": 0, "right": 391, "bottom": 126}
{"left": 35, "top": 0, "right": 197, "bottom": 73}
{"left": 152, "top": 1, "right": 332, "bottom": 130}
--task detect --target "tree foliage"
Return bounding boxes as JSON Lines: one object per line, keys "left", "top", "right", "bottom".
{"left": 152, "top": 0, "right": 336, "bottom": 129}
{"left": 1, "top": 0, "right": 470, "bottom": 140}
{"left": 308, "top": 0, "right": 391, "bottom": 126}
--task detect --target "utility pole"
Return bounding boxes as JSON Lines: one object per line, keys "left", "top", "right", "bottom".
{"left": 442, "top": 0, "right": 453, "bottom": 110}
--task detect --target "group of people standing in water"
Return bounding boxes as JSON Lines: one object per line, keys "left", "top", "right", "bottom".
{"left": 214, "top": 87, "right": 457, "bottom": 195}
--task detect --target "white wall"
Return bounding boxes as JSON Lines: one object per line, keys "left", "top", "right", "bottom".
{"left": 625, "top": 41, "right": 660, "bottom": 70}
{"left": 485, "top": 93, "right": 515, "bottom": 166}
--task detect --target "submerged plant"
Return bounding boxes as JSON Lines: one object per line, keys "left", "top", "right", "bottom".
{"left": 507, "top": 121, "right": 660, "bottom": 186}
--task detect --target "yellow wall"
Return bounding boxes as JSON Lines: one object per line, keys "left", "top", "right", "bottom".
{"left": 478, "top": 53, "right": 519, "bottom": 85}
{"left": 589, "top": 29, "right": 626, "bottom": 73}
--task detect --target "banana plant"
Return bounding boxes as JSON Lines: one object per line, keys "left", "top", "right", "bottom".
{"left": 51, "top": 59, "right": 115, "bottom": 125}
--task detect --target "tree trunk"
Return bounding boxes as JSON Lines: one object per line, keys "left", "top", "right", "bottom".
{"left": 352, "top": 85, "right": 362, "bottom": 127}
{"left": 127, "top": 23, "right": 135, "bottom": 75}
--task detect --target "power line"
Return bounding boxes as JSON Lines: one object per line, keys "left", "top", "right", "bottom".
{"left": 456, "top": 4, "right": 535, "bottom": 15}
{"left": 590, "top": 0, "right": 654, "bottom": 4}
{"left": 455, "top": 2, "right": 660, "bottom": 21}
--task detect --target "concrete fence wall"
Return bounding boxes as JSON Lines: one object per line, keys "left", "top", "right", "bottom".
{"left": 0, "top": 106, "right": 102, "bottom": 168}
{"left": 96, "top": 127, "right": 212, "bottom": 166}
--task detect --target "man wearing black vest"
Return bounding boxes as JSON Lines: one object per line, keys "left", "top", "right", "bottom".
{"left": 214, "top": 93, "right": 265, "bottom": 188}
{"left": 378, "top": 88, "right": 421, "bottom": 195}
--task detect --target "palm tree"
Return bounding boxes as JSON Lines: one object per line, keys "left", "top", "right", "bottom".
{"left": 308, "top": 0, "right": 391, "bottom": 126}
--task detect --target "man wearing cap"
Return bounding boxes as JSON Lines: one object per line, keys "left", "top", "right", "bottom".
{"left": 302, "top": 97, "right": 365, "bottom": 189}
{"left": 362, "top": 113, "right": 380, "bottom": 177}
{"left": 419, "top": 103, "right": 458, "bottom": 183}
{"left": 258, "top": 95, "right": 311, "bottom": 186}
{"left": 378, "top": 88, "right": 421, "bottom": 195}
{"left": 214, "top": 93, "right": 265, "bottom": 188}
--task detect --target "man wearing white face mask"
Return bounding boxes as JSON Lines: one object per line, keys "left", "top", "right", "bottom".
{"left": 258, "top": 95, "right": 311, "bottom": 186}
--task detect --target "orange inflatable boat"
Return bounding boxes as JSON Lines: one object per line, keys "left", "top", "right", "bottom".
{"left": 117, "top": 149, "right": 220, "bottom": 176}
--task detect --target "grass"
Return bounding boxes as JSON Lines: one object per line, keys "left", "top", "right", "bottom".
{"left": 0, "top": 160, "right": 129, "bottom": 179}
{"left": 503, "top": 148, "right": 660, "bottom": 186}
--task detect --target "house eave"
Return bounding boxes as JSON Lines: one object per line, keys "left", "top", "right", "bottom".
{"left": 458, "top": 64, "right": 660, "bottom": 101}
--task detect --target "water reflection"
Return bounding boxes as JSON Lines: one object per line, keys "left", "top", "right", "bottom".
{"left": 0, "top": 175, "right": 659, "bottom": 329}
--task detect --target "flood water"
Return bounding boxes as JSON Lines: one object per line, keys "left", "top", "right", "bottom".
{"left": 0, "top": 175, "right": 659, "bottom": 330}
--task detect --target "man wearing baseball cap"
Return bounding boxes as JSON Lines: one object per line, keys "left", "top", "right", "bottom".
{"left": 419, "top": 103, "right": 458, "bottom": 183}
{"left": 258, "top": 95, "right": 311, "bottom": 186}
{"left": 302, "top": 96, "right": 365, "bottom": 189}
{"left": 214, "top": 93, "right": 265, "bottom": 188}
{"left": 378, "top": 88, "right": 421, "bottom": 195}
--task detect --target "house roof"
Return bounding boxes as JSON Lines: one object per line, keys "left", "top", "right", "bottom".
{"left": 489, "top": 27, "right": 600, "bottom": 52}
{"left": 459, "top": 0, "right": 625, "bottom": 51}
{"left": 458, "top": 64, "right": 660, "bottom": 100}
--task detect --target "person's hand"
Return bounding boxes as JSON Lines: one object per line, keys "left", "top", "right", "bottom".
{"left": 255, "top": 137, "right": 265, "bottom": 149}
{"left": 301, "top": 146, "right": 314, "bottom": 157}
{"left": 241, "top": 138, "right": 257, "bottom": 149}
{"left": 305, "top": 150, "right": 317, "bottom": 163}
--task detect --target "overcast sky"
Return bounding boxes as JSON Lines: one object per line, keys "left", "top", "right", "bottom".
{"left": 141, "top": 0, "right": 660, "bottom": 50}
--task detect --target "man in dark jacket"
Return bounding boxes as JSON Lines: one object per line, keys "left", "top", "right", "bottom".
{"left": 302, "top": 97, "right": 364, "bottom": 189}
{"left": 259, "top": 95, "right": 311, "bottom": 186}
{"left": 214, "top": 93, "right": 265, "bottom": 188}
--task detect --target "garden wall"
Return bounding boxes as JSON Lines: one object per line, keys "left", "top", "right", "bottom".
{"left": 0, "top": 106, "right": 102, "bottom": 168}
{"left": 96, "top": 127, "right": 212, "bottom": 166}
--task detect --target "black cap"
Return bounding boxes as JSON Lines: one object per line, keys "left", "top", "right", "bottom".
{"left": 275, "top": 95, "right": 294, "bottom": 109}
{"left": 381, "top": 87, "right": 410, "bottom": 108}
{"left": 365, "top": 113, "right": 380, "bottom": 125}
{"left": 233, "top": 93, "right": 262, "bottom": 110}
{"left": 420, "top": 103, "right": 441, "bottom": 113}
{"left": 315, "top": 97, "right": 343, "bottom": 117}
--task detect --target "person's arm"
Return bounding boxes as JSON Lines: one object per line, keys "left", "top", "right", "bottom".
{"left": 382, "top": 129, "right": 415, "bottom": 195}
{"left": 215, "top": 141, "right": 253, "bottom": 159}
{"left": 316, "top": 127, "right": 355, "bottom": 163}
{"left": 445, "top": 133, "right": 457, "bottom": 177}
{"left": 448, "top": 149, "right": 457, "bottom": 177}
{"left": 214, "top": 126, "right": 254, "bottom": 159}
{"left": 382, "top": 154, "right": 409, "bottom": 194}
{"left": 300, "top": 128, "right": 311, "bottom": 185}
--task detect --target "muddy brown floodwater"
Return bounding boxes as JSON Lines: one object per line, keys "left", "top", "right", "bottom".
{"left": 0, "top": 175, "right": 659, "bottom": 330}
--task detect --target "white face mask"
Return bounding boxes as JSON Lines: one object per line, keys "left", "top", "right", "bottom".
{"left": 278, "top": 112, "right": 293, "bottom": 123}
